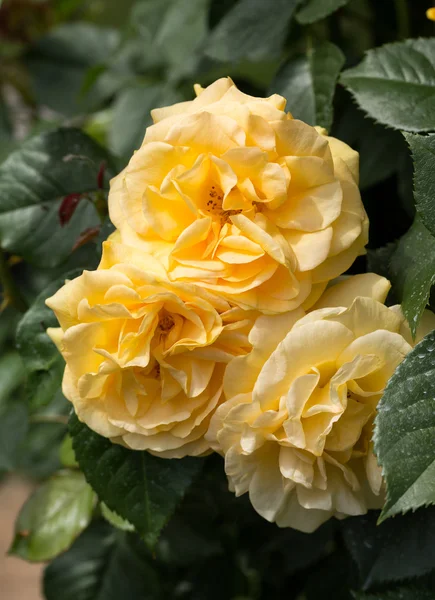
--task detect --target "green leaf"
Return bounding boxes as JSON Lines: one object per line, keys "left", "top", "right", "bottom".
{"left": 390, "top": 219, "right": 435, "bottom": 337}
{"left": 18, "top": 379, "right": 70, "bottom": 482}
{"left": 353, "top": 587, "right": 435, "bottom": 600}
{"left": 342, "top": 509, "right": 435, "bottom": 590}
{"left": 154, "top": 0, "right": 210, "bottom": 77}
{"left": 0, "top": 350, "right": 25, "bottom": 408}
{"left": 0, "top": 306, "right": 20, "bottom": 353}
{"left": 43, "top": 522, "right": 160, "bottom": 600}
{"left": 69, "top": 413, "right": 204, "bottom": 548}
{"left": 109, "top": 84, "right": 183, "bottom": 159}
{"left": 10, "top": 470, "right": 95, "bottom": 562}
{"left": 204, "top": 0, "right": 299, "bottom": 63}
{"left": 26, "top": 23, "right": 120, "bottom": 116}
{"left": 101, "top": 503, "right": 135, "bottom": 533}
{"left": 341, "top": 39, "right": 435, "bottom": 132}
{"left": 296, "top": 0, "right": 350, "bottom": 24}
{"left": 59, "top": 434, "right": 78, "bottom": 468}
{"left": 130, "top": 0, "right": 174, "bottom": 46}
{"left": 0, "top": 401, "right": 28, "bottom": 472}
{"left": 374, "top": 330, "right": 435, "bottom": 521}
{"left": 271, "top": 42, "right": 344, "bottom": 130}
{"left": 404, "top": 132, "right": 435, "bottom": 237}
{"left": 0, "top": 128, "right": 114, "bottom": 266}
{"left": 16, "top": 271, "right": 81, "bottom": 410}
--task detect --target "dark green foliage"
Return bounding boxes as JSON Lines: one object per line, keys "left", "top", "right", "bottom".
{"left": 341, "top": 39, "right": 435, "bottom": 132}
{"left": 204, "top": 0, "right": 299, "bottom": 62}
{"left": 405, "top": 132, "right": 435, "bottom": 236}
{"left": 69, "top": 414, "right": 204, "bottom": 548}
{"left": 389, "top": 219, "right": 435, "bottom": 336}
{"left": 342, "top": 509, "right": 435, "bottom": 589}
{"left": 272, "top": 41, "right": 344, "bottom": 130}
{"left": 43, "top": 521, "right": 160, "bottom": 600}
{"left": 375, "top": 331, "right": 435, "bottom": 520}
{"left": 296, "top": 0, "right": 351, "bottom": 24}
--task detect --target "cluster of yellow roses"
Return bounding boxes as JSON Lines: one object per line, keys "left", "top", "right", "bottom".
{"left": 46, "top": 78, "right": 435, "bottom": 532}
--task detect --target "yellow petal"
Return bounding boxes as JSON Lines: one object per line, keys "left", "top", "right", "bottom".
{"left": 313, "top": 273, "right": 391, "bottom": 310}
{"left": 165, "top": 111, "right": 246, "bottom": 153}
{"left": 285, "top": 228, "right": 333, "bottom": 272}
{"left": 254, "top": 320, "right": 354, "bottom": 411}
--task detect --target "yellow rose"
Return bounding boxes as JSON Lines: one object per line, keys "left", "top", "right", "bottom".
{"left": 46, "top": 241, "right": 254, "bottom": 458}
{"left": 206, "top": 274, "right": 435, "bottom": 532}
{"left": 109, "top": 77, "right": 368, "bottom": 314}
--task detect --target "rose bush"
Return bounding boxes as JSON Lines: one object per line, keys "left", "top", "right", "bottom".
{"left": 4, "top": 2, "right": 435, "bottom": 598}
{"left": 109, "top": 78, "right": 368, "bottom": 313}
{"left": 207, "top": 274, "right": 435, "bottom": 532}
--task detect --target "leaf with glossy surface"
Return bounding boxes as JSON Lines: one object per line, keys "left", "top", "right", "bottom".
{"left": 404, "top": 132, "right": 435, "bottom": 237}
{"left": 272, "top": 42, "right": 344, "bottom": 130}
{"left": 10, "top": 470, "right": 95, "bottom": 561}
{"left": 341, "top": 39, "right": 435, "bottom": 132}
{"left": 374, "top": 330, "right": 435, "bottom": 521}
{"left": 342, "top": 509, "right": 435, "bottom": 589}
{"left": 70, "top": 414, "right": 204, "bottom": 547}
{"left": 0, "top": 128, "right": 114, "bottom": 266}
{"left": 390, "top": 219, "right": 435, "bottom": 337}
{"left": 296, "top": 0, "right": 350, "bottom": 24}
{"left": 43, "top": 522, "right": 160, "bottom": 600}
{"left": 204, "top": 0, "right": 299, "bottom": 63}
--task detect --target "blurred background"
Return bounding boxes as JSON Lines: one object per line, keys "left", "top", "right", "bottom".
{"left": 0, "top": 0, "right": 434, "bottom": 597}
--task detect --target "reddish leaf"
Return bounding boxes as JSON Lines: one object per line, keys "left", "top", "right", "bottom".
{"left": 59, "top": 193, "right": 81, "bottom": 226}
{"left": 72, "top": 226, "right": 101, "bottom": 251}
{"left": 97, "top": 161, "right": 106, "bottom": 190}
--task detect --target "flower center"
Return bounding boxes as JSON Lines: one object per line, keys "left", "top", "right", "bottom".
{"left": 205, "top": 186, "right": 241, "bottom": 225}
{"left": 157, "top": 314, "right": 175, "bottom": 334}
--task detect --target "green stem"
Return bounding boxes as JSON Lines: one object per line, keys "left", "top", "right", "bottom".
{"left": 0, "top": 249, "right": 27, "bottom": 312}
{"left": 394, "top": 0, "right": 410, "bottom": 39}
